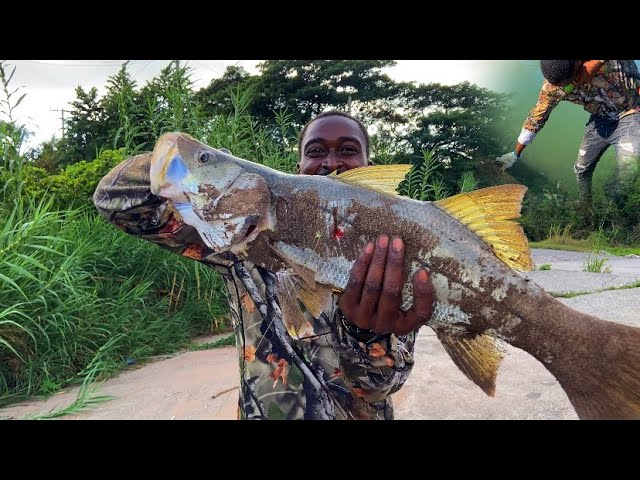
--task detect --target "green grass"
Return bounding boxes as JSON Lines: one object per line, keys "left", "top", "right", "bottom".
{"left": 530, "top": 239, "right": 593, "bottom": 252}
{"left": 0, "top": 197, "right": 231, "bottom": 408}
{"left": 190, "top": 334, "right": 236, "bottom": 351}
{"left": 530, "top": 240, "right": 640, "bottom": 256}
{"left": 583, "top": 255, "right": 611, "bottom": 273}
{"left": 22, "top": 363, "right": 115, "bottom": 420}
{"left": 551, "top": 280, "right": 640, "bottom": 298}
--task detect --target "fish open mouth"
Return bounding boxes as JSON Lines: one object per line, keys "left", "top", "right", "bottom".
{"left": 239, "top": 215, "right": 261, "bottom": 241}
{"left": 244, "top": 223, "right": 257, "bottom": 239}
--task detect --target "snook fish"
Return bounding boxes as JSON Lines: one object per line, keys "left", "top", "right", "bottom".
{"left": 148, "top": 132, "right": 640, "bottom": 420}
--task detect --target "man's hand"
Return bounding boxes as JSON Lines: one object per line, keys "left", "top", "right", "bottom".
{"left": 495, "top": 151, "right": 520, "bottom": 172}
{"left": 338, "top": 235, "right": 433, "bottom": 337}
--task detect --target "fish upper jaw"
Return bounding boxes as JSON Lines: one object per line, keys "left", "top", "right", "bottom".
{"left": 149, "top": 137, "right": 193, "bottom": 202}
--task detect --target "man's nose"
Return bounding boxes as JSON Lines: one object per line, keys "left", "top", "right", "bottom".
{"left": 323, "top": 149, "right": 343, "bottom": 171}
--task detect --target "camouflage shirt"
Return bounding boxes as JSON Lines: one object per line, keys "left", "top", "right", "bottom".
{"left": 93, "top": 153, "right": 418, "bottom": 420}
{"left": 522, "top": 60, "right": 640, "bottom": 137}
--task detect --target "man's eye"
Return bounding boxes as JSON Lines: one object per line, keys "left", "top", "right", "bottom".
{"left": 306, "top": 147, "right": 325, "bottom": 156}
{"left": 341, "top": 146, "right": 358, "bottom": 154}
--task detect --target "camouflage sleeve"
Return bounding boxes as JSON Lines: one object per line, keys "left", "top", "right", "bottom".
{"left": 330, "top": 309, "right": 416, "bottom": 404}
{"left": 522, "top": 81, "right": 564, "bottom": 134}
{"left": 92, "top": 153, "right": 229, "bottom": 267}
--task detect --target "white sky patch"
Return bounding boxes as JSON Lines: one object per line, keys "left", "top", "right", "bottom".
{"left": 6, "top": 60, "right": 504, "bottom": 150}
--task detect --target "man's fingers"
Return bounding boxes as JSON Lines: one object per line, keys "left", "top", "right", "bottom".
{"left": 339, "top": 241, "right": 374, "bottom": 321}
{"left": 373, "top": 237, "right": 405, "bottom": 332}
{"left": 398, "top": 269, "right": 433, "bottom": 335}
{"left": 358, "top": 235, "right": 390, "bottom": 324}
{"left": 409, "top": 268, "right": 434, "bottom": 325}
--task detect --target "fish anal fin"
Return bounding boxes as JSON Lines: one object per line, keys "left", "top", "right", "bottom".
{"left": 334, "top": 164, "right": 412, "bottom": 196}
{"left": 435, "top": 184, "right": 533, "bottom": 272}
{"left": 435, "top": 328, "right": 505, "bottom": 397}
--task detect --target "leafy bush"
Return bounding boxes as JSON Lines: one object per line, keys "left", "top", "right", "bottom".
{"left": 20, "top": 149, "right": 126, "bottom": 209}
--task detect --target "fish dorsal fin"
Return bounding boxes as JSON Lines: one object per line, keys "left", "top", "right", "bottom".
{"left": 333, "top": 164, "right": 412, "bottom": 196}
{"left": 435, "top": 328, "right": 505, "bottom": 397}
{"left": 435, "top": 184, "right": 533, "bottom": 271}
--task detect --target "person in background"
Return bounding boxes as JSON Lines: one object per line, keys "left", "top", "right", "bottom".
{"left": 496, "top": 60, "right": 640, "bottom": 211}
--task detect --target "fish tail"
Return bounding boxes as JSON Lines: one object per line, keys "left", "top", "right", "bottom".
{"left": 542, "top": 307, "right": 640, "bottom": 420}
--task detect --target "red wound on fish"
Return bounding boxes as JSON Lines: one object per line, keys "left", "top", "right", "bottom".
{"left": 332, "top": 206, "right": 344, "bottom": 240}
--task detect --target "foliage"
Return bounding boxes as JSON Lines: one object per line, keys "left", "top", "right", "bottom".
{"left": 194, "top": 65, "right": 255, "bottom": 118}
{"left": 0, "top": 197, "right": 229, "bottom": 405}
{"left": 20, "top": 149, "right": 126, "bottom": 210}
{"left": 582, "top": 255, "right": 611, "bottom": 273}
{"left": 57, "top": 86, "right": 108, "bottom": 167}
{"left": 398, "top": 148, "right": 450, "bottom": 201}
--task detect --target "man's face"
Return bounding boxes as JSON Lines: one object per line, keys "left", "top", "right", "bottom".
{"left": 297, "top": 116, "right": 369, "bottom": 175}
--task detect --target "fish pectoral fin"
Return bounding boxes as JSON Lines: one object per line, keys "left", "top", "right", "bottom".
{"left": 435, "top": 184, "right": 534, "bottom": 271}
{"left": 292, "top": 263, "right": 333, "bottom": 319}
{"left": 298, "top": 283, "right": 333, "bottom": 320}
{"left": 275, "top": 270, "right": 311, "bottom": 338}
{"left": 275, "top": 269, "right": 332, "bottom": 339}
{"left": 334, "top": 164, "right": 412, "bottom": 196}
{"left": 435, "top": 328, "right": 505, "bottom": 397}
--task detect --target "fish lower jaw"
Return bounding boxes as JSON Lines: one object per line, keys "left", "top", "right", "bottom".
{"left": 153, "top": 184, "right": 189, "bottom": 204}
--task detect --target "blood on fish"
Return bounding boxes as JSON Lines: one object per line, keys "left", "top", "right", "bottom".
{"left": 332, "top": 206, "right": 344, "bottom": 240}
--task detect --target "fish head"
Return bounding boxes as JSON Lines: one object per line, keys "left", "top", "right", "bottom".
{"left": 149, "top": 132, "right": 243, "bottom": 202}
{"left": 149, "top": 132, "right": 273, "bottom": 253}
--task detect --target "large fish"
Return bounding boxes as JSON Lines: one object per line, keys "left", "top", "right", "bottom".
{"left": 148, "top": 132, "right": 640, "bottom": 420}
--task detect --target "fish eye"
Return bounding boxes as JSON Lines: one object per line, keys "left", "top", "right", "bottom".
{"left": 198, "top": 151, "right": 214, "bottom": 164}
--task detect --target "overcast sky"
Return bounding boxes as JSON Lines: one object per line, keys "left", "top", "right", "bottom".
{"left": 4, "top": 60, "right": 506, "bottom": 149}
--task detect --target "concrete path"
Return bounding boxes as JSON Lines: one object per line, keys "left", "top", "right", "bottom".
{"left": 1, "top": 248, "right": 639, "bottom": 420}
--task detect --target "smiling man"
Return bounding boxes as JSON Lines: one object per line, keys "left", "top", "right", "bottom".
{"left": 93, "top": 110, "right": 433, "bottom": 420}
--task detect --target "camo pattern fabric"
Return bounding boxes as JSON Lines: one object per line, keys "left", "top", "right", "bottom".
{"left": 93, "top": 153, "right": 418, "bottom": 420}
{"left": 523, "top": 60, "right": 640, "bottom": 134}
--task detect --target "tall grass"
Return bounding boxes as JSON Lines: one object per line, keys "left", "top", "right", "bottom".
{"left": 0, "top": 71, "right": 303, "bottom": 408}
{"left": 203, "top": 85, "right": 298, "bottom": 172}
{"left": 0, "top": 61, "right": 28, "bottom": 201}
{"left": 0, "top": 197, "right": 228, "bottom": 406}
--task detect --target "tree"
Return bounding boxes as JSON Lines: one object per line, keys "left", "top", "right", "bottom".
{"left": 194, "top": 65, "right": 256, "bottom": 117}
{"left": 249, "top": 60, "right": 410, "bottom": 129}
{"left": 402, "top": 81, "right": 511, "bottom": 190}
{"left": 59, "top": 86, "right": 108, "bottom": 167}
